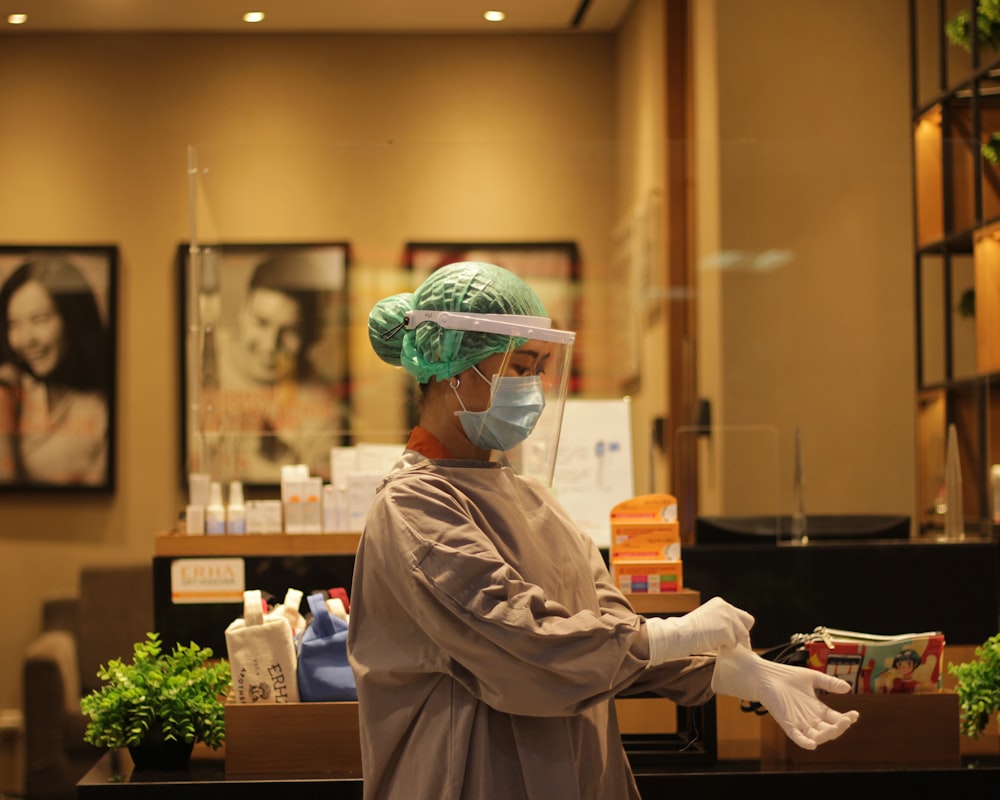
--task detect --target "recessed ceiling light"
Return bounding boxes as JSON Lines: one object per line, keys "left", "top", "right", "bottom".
{"left": 484, "top": 10, "right": 506, "bottom": 23}
{"left": 7, "top": 13, "right": 28, "bottom": 25}
{"left": 242, "top": 11, "right": 265, "bottom": 24}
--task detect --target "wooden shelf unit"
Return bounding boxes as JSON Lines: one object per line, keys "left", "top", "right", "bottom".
{"left": 911, "top": 1, "right": 1000, "bottom": 536}
{"left": 154, "top": 531, "right": 361, "bottom": 557}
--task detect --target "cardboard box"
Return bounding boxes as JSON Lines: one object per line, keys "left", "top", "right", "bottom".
{"left": 610, "top": 494, "right": 681, "bottom": 561}
{"left": 610, "top": 493, "right": 678, "bottom": 523}
{"left": 760, "top": 691, "right": 960, "bottom": 768}
{"left": 610, "top": 523, "right": 681, "bottom": 561}
{"left": 612, "top": 559, "right": 682, "bottom": 593}
{"left": 225, "top": 701, "right": 362, "bottom": 778}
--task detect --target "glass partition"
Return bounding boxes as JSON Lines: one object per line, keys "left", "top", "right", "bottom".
{"left": 184, "top": 139, "right": 633, "bottom": 494}
{"left": 170, "top": 2, "right": 1000, "bottom": 544}
{"left": 675, "top": 425, "right": 782, "bottom": 544}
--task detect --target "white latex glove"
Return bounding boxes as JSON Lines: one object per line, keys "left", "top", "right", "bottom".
{"left": 712, "top": 644, "right": 860, "bottom": 750}
{"left": 645, "top": 596, "right": 755, "bottom": 665}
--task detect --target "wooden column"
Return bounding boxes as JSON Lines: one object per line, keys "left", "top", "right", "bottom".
{"left": 664, "top": 0, "right": 699, "bottom": 545}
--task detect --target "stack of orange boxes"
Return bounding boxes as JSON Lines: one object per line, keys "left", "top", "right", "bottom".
{"left": 609, "top": 494, "right": 682, "bottom": 594}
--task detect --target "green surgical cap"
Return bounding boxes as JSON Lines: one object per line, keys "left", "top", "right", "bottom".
{"left": 368, "top": 261, "right": 548, "bottom": 383}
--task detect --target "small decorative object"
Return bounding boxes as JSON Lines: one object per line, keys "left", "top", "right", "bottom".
{"left": 80, "top": 632, "right": 231, "bottom": 769}
{"left": 945, "top": 0, "right": 1000, "bottom": 52}
{"left": 948, "top": 631, "right": 1000, "bottom": 738}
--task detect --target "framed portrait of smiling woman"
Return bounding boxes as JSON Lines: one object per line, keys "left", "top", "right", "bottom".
{"left": 178, "top": 242, "right": 351, "bottom": 488}
{"left": 0, "top": 245, "right": 118, "bottom": 492}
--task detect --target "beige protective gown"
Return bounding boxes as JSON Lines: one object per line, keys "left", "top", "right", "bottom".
{"left": 347, "top": 457, "right": 716, "bottom": 800}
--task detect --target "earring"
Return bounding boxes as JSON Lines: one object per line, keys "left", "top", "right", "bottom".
{"left": 449, "top": 377, "right": 461, "bottom": 389}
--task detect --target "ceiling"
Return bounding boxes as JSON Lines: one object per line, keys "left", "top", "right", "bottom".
{"left": 0, "top": 0, "right": 635, "bottom": 34}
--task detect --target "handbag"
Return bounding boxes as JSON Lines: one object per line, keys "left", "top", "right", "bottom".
{"left": 225, "top": 589, "right": 300, "bottom": 703}
{"left": 297, "top": 591, "right": 358, "bottom": 702}
{"left": 741, "top": 626, "right": 945, "bottom": 714}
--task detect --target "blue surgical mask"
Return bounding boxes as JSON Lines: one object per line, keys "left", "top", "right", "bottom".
{"left": 453, "top": 365, "right": 545, "bottom": 452}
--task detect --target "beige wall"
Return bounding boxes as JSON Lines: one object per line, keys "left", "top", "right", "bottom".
{"left": 0, "top": 31, "right": 621, "bottom": 710}
{"left": 694, "top": 0, "right": 916, "bottom": 519}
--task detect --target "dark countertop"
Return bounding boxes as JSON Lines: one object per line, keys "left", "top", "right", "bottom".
{"left": 77, "top": 750, "right": 1000, "bottom": 798}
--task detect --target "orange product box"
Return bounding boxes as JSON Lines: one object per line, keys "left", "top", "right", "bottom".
{"left": 610, "top": 494, "right": 681, "bottom": 562}
{"left": 612, "top": 559, "right": 683, "bottom": 594}
{"left": 610, "top": 522, "right": 681, "bottom": 562}
{"left": 610, "top": 493, "right": 678, "bottom": 524}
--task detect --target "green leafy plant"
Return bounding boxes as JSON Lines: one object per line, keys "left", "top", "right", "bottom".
{"left": 983, "top": 132, "right": 1000, "bottom": 166}
{"left": 948, "top": 632, "right": 1000, "bottom": 738}
{"left": 946, "top": 0, "right": 1000, "bottom": 52}
{"left": 80, "top": 632, "right": 231, "bottom": 750}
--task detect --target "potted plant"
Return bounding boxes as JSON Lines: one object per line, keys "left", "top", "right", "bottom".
{"left": 80, "top": 631, "right": 231, "bottom": 770}
{"left": 945, "top": 0, "right": 1000, "bottom": 52}
{"left": 948, "top": 631, "right": 1000, "bottom": 739}
{"left": 983, "top": 132, "right": 1000, "bottom": 167}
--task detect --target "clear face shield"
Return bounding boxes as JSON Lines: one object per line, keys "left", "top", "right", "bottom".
{"left": 404, "top": 311, "right": 576, "bottom": 485}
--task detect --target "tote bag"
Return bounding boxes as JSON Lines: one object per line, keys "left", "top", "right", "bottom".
{"left": 225, "top": 589, "right": 300, "bottom": 703}
{"left": 297, "top": 591, "right": 357, "bottom": 702}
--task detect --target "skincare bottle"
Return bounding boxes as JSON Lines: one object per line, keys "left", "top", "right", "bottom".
{"left": 185, "top": 504, "right": 205, "bottom": 535}
{"left": 205, "top": 481, "right": 226, "bottom": 535}
{"left": 227, "top": 480, "right": 247, "bottom": 534}
{"left": 281, "top": 464, "right": 309, "bottom": 533}
{"left": 185, "top": 472, "right": 211, "bottom": 535}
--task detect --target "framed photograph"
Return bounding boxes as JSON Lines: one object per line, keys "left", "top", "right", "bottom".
{"left": 0, "top": 245, "right": 118, "bottom": 492}
{"left": 179, "top": 242, "right": 351, "bottom": 488}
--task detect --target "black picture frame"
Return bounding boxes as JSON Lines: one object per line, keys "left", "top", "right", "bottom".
{"left": 0, "top": 244, "right": 118, "bottom": 493}
{"left": 178, "top": 242, "right": 351, "bottom": 488}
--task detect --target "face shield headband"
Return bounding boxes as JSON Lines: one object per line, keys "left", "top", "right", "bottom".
{"left": 402, "top": 310, "right": 575, "bottom": 344}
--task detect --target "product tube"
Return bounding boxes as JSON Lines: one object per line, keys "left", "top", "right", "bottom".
{"left": 227, "top": 480, "right": 247, "bottom": 534}
{"left": 205, "top": 481, "right": 226, "bottom": 535}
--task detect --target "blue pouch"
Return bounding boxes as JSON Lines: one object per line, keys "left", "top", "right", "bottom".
{"left": 296, "top": 591, "right": 357, "bottom": 702}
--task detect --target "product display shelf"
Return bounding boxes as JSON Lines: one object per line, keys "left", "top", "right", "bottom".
{"left": 911, "top": 2, "right": 1000, "bottom": 537}
{"left": 154, "top": 531, "right": 361, "bottom": 557}
{"left": 625, "top": 588, "right": 700, "bottom": 615}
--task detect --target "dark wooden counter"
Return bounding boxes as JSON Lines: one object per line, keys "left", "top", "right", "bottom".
{"left": 77, "top": 750, "right": 1000, "bottom": 798}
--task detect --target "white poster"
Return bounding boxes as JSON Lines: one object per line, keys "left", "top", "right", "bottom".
{"left": 552, "top": 398, "right": 634, "bottom": 548}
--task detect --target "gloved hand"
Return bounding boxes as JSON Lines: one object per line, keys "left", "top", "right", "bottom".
{"left": 712, "top": 644, "right": 860, "bottom": 750}
{"left": 645, "top": 596, "right": 754, "bottom": 665}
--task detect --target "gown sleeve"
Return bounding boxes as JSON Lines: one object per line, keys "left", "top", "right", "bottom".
{"left": 364, "top": 468, "right": 715, "bottom": 716}
{"left": 588, "top": 538, "right": 716, "bottom": 705}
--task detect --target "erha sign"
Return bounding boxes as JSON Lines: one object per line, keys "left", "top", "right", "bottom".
{"left": 170, "top": 557, "right": 246, "bottom": 604}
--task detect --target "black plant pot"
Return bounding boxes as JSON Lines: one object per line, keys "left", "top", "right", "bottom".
{"left": 127, "top": 722, "right": 195, "bottom": 771}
